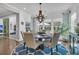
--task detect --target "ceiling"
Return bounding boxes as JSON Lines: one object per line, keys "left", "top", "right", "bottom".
{"left": 0, "top": 4, "right": 16, "bottom": 18}
{"left": 8, "top": 3, "right": 72, "bottom": 19}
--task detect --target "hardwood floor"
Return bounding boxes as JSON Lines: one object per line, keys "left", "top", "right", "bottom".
{"left": 0, "top": 36, "right": 70, "bottom": 55}
{"left": 0, "top": 37, "right": 19, "bottom": 55}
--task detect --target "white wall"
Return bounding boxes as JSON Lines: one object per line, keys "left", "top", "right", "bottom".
{"left": 53, "top": 18, "right": 63, "bottom": 23}
{"left": 9, "top": 15, "right": 16, "bottom": 33}
{"left": 18, "top": 11, "right": 31, "bottom": 41}
{"left": 0, "top": 19, "right": 3, "bottom": 25}
{"left": 68, "top": 4, "right": 77, "bottom": 33}
{"left": 69, "top": 4, "right": 77, "bottom": 24}
{"left": 71, "top": 13, "right": 76, "bottom": 33}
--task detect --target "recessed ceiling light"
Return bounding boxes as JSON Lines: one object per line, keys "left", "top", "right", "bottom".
{"left": 23, "top": 8, "right": 26, "bottom": 10}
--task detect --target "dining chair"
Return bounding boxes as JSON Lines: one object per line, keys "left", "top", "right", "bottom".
{"left": 34, "top": 50, "right": 45, "bottom": 55}
{"left": 23, "top": 32, "right": 36, "bottom": 48}
{"left": 18, "top": 49, "right": 28, "bottom": 55}
{"left": 43, "top": 47, "right": 51, "bottom": 54}
{"left": 15, "top": 43, "right": 27, "bottom": 52}
{"left": 51, "top": 32, "right": 60, "bottom": 47}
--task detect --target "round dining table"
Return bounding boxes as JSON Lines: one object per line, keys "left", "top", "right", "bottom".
{"left": 34, "top": 33, "right": 52, "bottom": 42}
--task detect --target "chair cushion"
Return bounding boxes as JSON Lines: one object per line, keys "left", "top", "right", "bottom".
{"left": 43, "top": 47, "right": 51, "bottom": 54}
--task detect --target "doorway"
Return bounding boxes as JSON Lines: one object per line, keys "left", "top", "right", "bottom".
{"left": 3, "top": 18, "right": 9, "bottom": 37}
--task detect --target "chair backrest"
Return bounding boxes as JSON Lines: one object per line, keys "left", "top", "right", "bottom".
{"left": 51, "top": 32, "right": 60, "bottom": 47}
{"left": 23, "top": 32, "right": 36, "bottom": 48}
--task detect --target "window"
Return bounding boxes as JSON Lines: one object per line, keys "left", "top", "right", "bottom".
{"left": 0, "top": 19, "right": 3, "bottom": 33}
{"left": 71, "top": 13, "right": 76, "bottom": 33}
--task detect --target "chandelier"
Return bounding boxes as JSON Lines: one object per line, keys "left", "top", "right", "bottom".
{"left": 36, "top": 3, "right": 45, "bottom": 23}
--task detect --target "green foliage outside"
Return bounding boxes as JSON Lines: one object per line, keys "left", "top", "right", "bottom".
{"left": 14, "top": 25, "right": 16, "bottom": 31}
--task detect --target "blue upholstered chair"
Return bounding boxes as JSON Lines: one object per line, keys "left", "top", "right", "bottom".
{"left": 70, "top": 47, "right": 78, "bottom": 55}
{"left": 18, "top": 49, "right": 28, "bottom": 55}
{"left": 15, "top": 43, "right": 27, "bottom": 52}
{"left": 43, "top": 47, "right": 51, "bottom": 54}
{"left": 52, "top": 51, "right": 61, "bottom": 55}
{"left": 28, "top": 48, "right": 36, "bottom": 53}
{"left": 77, "top": 44, "right": 79, "bottom": 54}
{"left": 34, "top": 50, "right": 45, "bottom": 55}
{"left": 52, "top": 44, "right": 68, "bottom": 55}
